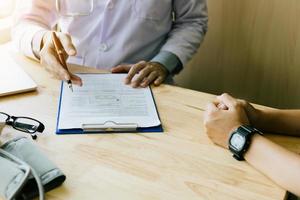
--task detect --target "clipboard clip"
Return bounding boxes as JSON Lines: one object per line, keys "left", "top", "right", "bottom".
{"left": 82, "top": 121, "right": 138, "bottom": 133}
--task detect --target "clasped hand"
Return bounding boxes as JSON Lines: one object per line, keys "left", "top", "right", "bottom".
{"left": 203, "top": 93, "right": 261, "bottom": 148}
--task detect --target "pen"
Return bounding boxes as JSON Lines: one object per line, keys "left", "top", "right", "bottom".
{"left": 51, "top": 32, "right": 73, "bottom": 92}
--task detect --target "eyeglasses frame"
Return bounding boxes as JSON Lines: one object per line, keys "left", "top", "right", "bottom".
{"left": 0, "top": 112, "right": 45, "bottom": 139}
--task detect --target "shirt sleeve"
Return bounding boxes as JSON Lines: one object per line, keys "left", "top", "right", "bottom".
{"left": 158, "top": 0, "right": 208, "bottom": 71}
{"left": 11, "top": 0, "right": 58, "bottom": 60}
{"left": 151, "top": 51, "right": 182, "bottom": 75}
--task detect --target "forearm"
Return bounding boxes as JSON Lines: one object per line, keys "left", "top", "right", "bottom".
{"left": 245, "top": 134, "right": 300, "bottom": 196}
{"left": 12, "top": 22, "right": 49, "bottom": 60}
{"left": 12, "top": 0, "right": 57, "bottom": 59}
{"left": 255, "top": 109, "right": 300, "bottom": 136}
{"left": 161, "top": 0, "right": 208, "bottom": 67}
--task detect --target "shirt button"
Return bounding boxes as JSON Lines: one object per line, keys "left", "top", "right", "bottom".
{"left": 99, "top": 43, "right": 108, "bottom": 52}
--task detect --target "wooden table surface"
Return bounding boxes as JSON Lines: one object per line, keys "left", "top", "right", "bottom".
{"left": 1, "top": 45, "right": 300, "bottom": 200}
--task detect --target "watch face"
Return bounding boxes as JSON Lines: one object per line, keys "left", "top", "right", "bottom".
{"left": 231, "top": 133, "right": 246, "bottom": 151}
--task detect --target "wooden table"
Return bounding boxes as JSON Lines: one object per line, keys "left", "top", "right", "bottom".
{"left": 1, "top": 45, "right": 299, "bottom": 200}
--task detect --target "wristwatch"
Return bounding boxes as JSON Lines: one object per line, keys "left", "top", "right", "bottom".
{"left": 228, "top": 125, "right": 261, "bottom": 161}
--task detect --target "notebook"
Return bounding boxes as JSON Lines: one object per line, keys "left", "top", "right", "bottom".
{"left": 56, "top": 73, "right": 163, "bottom": 134}
{"left": 0, "top": 54, "right": 37, "bottom": 97}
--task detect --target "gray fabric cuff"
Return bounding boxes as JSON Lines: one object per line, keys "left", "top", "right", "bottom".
{"left": 151, "top": 51, "right": 183, "bottom": 75}
{"left": 1, "top": 137, "right": 66, "bottom": 199}
{"left": 0, "top": 154, "right": 30, "bottom": 200}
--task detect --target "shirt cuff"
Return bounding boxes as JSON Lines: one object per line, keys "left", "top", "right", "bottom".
{"left": 17, "top": 23, "right": 48, "bottom": 60}
{"left": 151, "top": 51, "right": 182, "bottom": 74}
{"left": 32, "top": 30, "right": 48, "bottom": 60}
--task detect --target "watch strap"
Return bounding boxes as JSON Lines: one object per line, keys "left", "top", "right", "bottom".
{"left": 229, "top": 125, "right": 261, "bottom": 161}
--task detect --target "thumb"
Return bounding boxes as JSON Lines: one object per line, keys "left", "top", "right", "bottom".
{"left": 217, "top": 93, "right": 238, "bottom": 109}
{"left": 205, "top": 102, "right": 218, "bottom": 112}
{"left": 57, "top": 33, "right": 77, "bottom": 56}
{"left": 70, "top": 74, "right": 83, "bottom": 86}
{"left": 111, "top": 65, "right": 131, "bottom": 73}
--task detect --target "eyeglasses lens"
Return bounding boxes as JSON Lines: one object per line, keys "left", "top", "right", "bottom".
{"left": 13, "top": 118, "right": 40, "bottom": 133}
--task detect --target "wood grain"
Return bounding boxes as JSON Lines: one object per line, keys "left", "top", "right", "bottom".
{"left": 1, "top": 45, "right": 299, "bottom": 200}
{"left": 175, "top": 0, "right": 300, "bottom": 109}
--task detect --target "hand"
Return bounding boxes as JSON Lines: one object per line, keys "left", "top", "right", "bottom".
{"left": 39, "top": 31, "right": 82, "bottom": 86}
{"left": 203, "top": 93, "right": 250, "bottom": 148}
{"left": 217, "top": 98, "right": 262, "bottom": 127}
{"left": 111, "top": 61, "right": 169, "bottom": 88}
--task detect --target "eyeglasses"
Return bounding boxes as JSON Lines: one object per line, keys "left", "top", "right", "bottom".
{"left": 0, "top": 112, "right": 45, "bottom": 140}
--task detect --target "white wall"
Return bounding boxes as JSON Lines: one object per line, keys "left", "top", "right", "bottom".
{"left": 0, "top": 0, "right": 15, "bottom": 44}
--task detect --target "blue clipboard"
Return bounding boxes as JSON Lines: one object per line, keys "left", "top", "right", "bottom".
{"left": 56, "top": 79, "right": 163, "bottom": 134}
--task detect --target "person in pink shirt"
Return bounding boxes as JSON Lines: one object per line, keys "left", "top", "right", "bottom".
{"left": 12, "top": 0, "right": 208, "bottom": 87}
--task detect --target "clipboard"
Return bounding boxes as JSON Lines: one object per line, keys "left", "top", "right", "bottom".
{"left": 56, "top": 74, "right": 163, "bottom": 134}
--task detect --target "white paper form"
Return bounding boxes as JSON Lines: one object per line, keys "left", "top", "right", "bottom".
{"left": 58, "top": 74, "right": 161, "bottom": 130}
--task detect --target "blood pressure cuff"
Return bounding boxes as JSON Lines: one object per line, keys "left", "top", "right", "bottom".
{"left": 0, "top": 154, "right": 30, "bottom": 200}
{"left": 0, "top": 137, "right": 66, "bottom": 200}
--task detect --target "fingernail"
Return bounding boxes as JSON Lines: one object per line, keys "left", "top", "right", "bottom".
{"left": 64, "top": 75, "right": 69, "bottom": 80}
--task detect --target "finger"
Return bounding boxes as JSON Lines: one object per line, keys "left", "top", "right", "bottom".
{"left": 217, "top": 93, "right": 238, "bottom": 109}
{"left": 57, "top": 33, "right": 77, "bottom": 56}
{"left": 217, "top": 103, "right": 228, "bottom": 110}
{"left": 131, "top": 66, "right": 152, "bottom": 88}
{"left": 70, "top": 74, "right": 83, "bottom": 86}
{"left": 212, "top": 99, "right": 221, "bottom": 105}
{"left": 203, "top": 102, "right": 218, "bottom": 122}
{"left": 46, "top": 52, "right": 71, "bottom": 81}
{"left": 205, "top": 102, "right": 218, "bottom": 112}
{"left": 154, "top": 75, "right": 165, "bottom": 86}
{"left": 141, "top": 71, "right": 159, "bottom": 87}
{"left": 111, "top": 65, "right": 131, "bottom": 73}
{"left": 125, "top": 61, "right": 146, "bottom": 84}
{"left": 238, "top": 99, "right": 248, "bottom": 107}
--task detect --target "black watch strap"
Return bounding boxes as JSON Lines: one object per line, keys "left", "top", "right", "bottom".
{"left": 229, "top": 125, "right": 261, "bottom": 161}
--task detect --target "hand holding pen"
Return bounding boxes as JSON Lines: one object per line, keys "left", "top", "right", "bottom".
{"left": 39, "top": 31, "right": 83, "bottom": 89}
{"left": 51, "top": 32, "right": 74, "bottom": 91}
